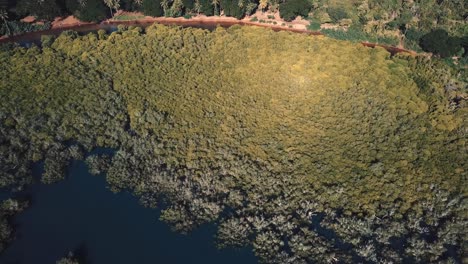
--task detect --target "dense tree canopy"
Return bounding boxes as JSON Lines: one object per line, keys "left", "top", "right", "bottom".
{"left": 0, "top": 25, "right": 466, "bottom": 263}
{"left": 278, "top": 0, "right": 312, "bottom": 22}
{"left": 74, "top": 0, "right": 109, "bottom": 22}
{"left": 15, "top": 0, "right": 62, "bottom": 20}
{"left": 420, "top": 29, "right": 463, "bottom": 58}
{"left": 142, "top": 0, "right": 163, "bottom": 17}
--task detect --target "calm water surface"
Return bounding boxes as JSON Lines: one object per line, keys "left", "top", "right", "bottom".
{"left": 0, "top": 157, "right": 257, "bottom": 264}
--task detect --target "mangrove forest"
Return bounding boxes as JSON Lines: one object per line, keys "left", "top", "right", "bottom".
{"left": 0, "top": 24, "right": 467, "bottom": 263}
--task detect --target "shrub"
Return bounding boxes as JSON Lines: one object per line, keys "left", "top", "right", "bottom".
{"left": 41, "top": 35, "right": 55, "bottom": 47}
{"left": 76, "top": 0, "right": 108, "bottom": 22}
{"left": 404, "top": 28, "right": 424, "bottom": 51}
{"left": 327, "top": 7, "right": 348, "bottom": 23}
{"left": 279, "top": 0, "right": 312, "bottom": 22}
{"left": 199, "top": 0, "right": 214, "bottom": 16}
{"left": 307, "top": 20, "right": 320, "bottom": 31}
{"left": 420, "top": 29, "right": 462, "bottom": 58}
{"left": 220, "top": 0, "right": 245, "bottom": 19}
{"left": 142, "top": 0, "right": 163, "bottom": 17}
{"left": 182, "top": 0, "right": 195, "bottom": 11}
{"left": 0, "top": 21, "right": 51, "bottom": 36}
{"left": 250, "top": 16, "right": 258, "bottom": 22}
{"left": 15, "top": 0, "right": 62, "bottom": 20}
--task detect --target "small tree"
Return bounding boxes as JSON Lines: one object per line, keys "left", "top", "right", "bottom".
{"left": 420, "top": 29, "right": 462, "bottom": 58}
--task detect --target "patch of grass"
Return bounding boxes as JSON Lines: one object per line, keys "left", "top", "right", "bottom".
{"left": 321, "top": 27, "right": 399, "bottom": 46}
{"left": 307, "top": 20, "right": 321, "bottom": 31}
{"left": 113, "top": 15, "right": 145, "bottom": 21}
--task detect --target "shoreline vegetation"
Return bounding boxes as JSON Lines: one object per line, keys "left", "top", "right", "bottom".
{"left": 1, "top": 0, "right": 466, "bottom": 62}
{"left": 0, "top": 24, "right": 466, "bottom": 263}
{"left": 0, "top": 12, "right": 417, "bottom": 56}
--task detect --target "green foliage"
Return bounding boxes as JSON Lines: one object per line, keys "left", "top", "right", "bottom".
{"left": 322, "top": 26, "right": 399, "bottom": 46}
{"left": 142, "top": 0, "right": 163, "bottom": 17}
{"left": 199, "top": 0, "right": 214, "bottom": 16}
{"left": 15, "top": 0, "right": 62, "bottom": 20}
{"left": 420, "top": 29, "right": 463, "bottom": 58}
{"left": 64, "top": 0, "right": 80, "bottom": 14}
{"left": 41, "top": 35, "right": 55, "bottom": 47}
{"left": 404, "top": 27, "right": 424, "bottom": 52}
{"left": 0, "top": 21, "right": 51, "bottom": 36}
{"left": 113, "top": 14, "right": 145, "bottom": 21}
{"left": 75, "top": 0, "right": 108, "bottom": 22}
{"left": 0, "top": 25, "right": 466, "bottom": 263}
{"left": 327, "top": 6, "right": 348, "bottom": 23}
{"left": 119, "top": 0, "right": 140, "bottom": 12}
{"left": 86, "top": 154, "right": 112, "bottom": 175}
{"left": 307, "top": 20, "right": 320, "bottom": 31}
{"left": 279, "top": 0, "right": 312, "bottom": 22}
{"left": 220, "top": 0, "right": 245, "bottom": 19}
{"left": 182, "top": 0, "right": 195, "bottom": 11}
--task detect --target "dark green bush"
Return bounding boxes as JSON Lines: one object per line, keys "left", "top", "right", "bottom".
{"left": 0, "top": 21, "right": 51, "bottom": 36}
{"left": 327, "top": 6, "right": 348, "bottom": 23}
{"left": 75, "top": 0, "right": 108, "bottom": 22}
{"left": 142, "top": 0, "right": 163, "bottom": 17}
{"left": 15, "top": 0, "right": 62, "bottom": 20}
{"left": 182, "top": 0, "right": 195, "bottom": 11}
{"left": 199, "top": 0, "right": 214, "bottom": 16}
{"left": 220, "top": 0, "right": 245, "bottom": 19}
{"left": 279, "top": 0, "right": 312, "bottom": 22}
{"left": 307, "top": 20, "right": 321, "bottom": 31}
{"left": 420, "top": 29, "right": 463, "bottom": 58}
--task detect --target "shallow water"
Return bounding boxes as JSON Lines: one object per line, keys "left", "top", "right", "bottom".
{"left": 0, "top": 158, "right": 256, "bottom": 264}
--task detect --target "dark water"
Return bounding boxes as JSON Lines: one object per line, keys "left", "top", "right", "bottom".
{"left": 0, "top": 159, "right": 257, "bottom": 264}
